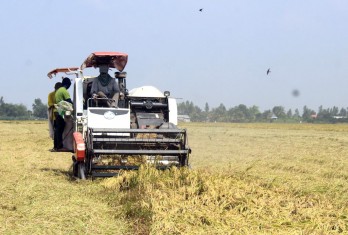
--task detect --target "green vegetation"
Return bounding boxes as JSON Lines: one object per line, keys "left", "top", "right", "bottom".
{"left": 1, "top": 95, "right": 347, "bottom": 123}
{"left": 0, "top": 97, "right": 46, "bottom": 120}
{"left": 178, "top": 101, "right": 348, "bottom": 123}
{"left": 1, "top": 121, "right": 348, "bottom": 234}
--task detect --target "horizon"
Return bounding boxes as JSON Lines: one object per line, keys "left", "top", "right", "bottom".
{"left": 1, "top": 94, "right": 345, "bottom": 115}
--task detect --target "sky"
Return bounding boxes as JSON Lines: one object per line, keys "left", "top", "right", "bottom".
{"left": 1, "top": 0, "right": 348, "bottom": 112}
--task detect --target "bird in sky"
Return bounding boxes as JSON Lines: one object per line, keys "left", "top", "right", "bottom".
{"left": 292, "top": 89, "right": 300, "bottom": 97}
{"left": 199, "top": 8, "right": 203, "bottom": 12}
{"left": 267, "top": 68, "right": 271, "bottom": 75}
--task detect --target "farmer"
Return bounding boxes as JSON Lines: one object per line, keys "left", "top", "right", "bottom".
{"left": 48, "top": 82, "right": 62, "bottom": 147}
{"left": 53, "top": 77, "right": 73, "bottom": 151}
{"left": 90, "top": 65, "right": 120, "bottom": 108}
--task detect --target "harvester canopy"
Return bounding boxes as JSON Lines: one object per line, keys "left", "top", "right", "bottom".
{"left": 47, "top": 67, "right": 79, "bottom": 79}
{"left": 80, "top": 52, "right": 128, "bottom": 71}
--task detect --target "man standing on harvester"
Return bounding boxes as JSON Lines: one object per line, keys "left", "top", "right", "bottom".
{"left": 54, "top": 77, "right": 73, "bottom": 151}
{"left": 90, "top": 64, "right": 120, "bottom": 108}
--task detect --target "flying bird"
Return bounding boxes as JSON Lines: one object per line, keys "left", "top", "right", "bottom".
{"left": 199, "top": 8, "right": 203, "bottom": 12}
{"left": 267, "top": 68, "right": 271, "bottom": 75}
{"left": 292, "top": 89, "right": 300, "bottom": 97}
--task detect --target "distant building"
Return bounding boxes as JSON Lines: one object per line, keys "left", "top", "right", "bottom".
{"left": 270, "top": 113, "right": 277, "bottom": 123}
{"left": 178, "top": 115, "right": 191, "bottom": 122}
{"left": 333, "top": 116, "right": 345, "bottom": 119}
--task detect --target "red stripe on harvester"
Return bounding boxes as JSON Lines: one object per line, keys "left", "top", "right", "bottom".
{"left": 73, "top": 132, "right": 85, "bottom": 161}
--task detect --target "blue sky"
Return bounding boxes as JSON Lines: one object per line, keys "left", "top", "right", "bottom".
{"left": 1, "top": 0, "right": 348, "bottom": 112}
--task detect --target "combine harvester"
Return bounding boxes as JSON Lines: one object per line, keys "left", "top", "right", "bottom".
{"left": 47, "top": 52, "right": 191, "bottom": 179}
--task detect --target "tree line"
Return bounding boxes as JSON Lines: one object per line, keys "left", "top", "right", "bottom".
{"left": 0, "top": 97, "right": 47, "bottom": 120}
{"left": 1, "top": 96, "right": 347, "bottom": 123}
{"left": 178, "top": 101, "right": 348, "bottom": 123}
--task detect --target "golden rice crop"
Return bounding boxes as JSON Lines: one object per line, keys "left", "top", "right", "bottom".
{"left": 0, "top": 121, "right": 130, "bottom": 234}
{"left": 102, "top": 165, "right": 347, "bottom": 234}
{"left": 1, "top": 121, "right": 348, "bottom": 234}
{"left": 102, "top": 122, "right": 348, "bottom": 234}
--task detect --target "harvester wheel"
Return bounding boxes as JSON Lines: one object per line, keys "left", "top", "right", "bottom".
{"left": 77, "top": 162, "right": 86, "bottom": 180}
{"left": 72, "top": 155, "right": 78, "bottom": 177}
{"left": 73, "top": 161, "right": 78, "bottom": 177}
{"left": 179, "top": 155, "right": 189, "bottom": 167}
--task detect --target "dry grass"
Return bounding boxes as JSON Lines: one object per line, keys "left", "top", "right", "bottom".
{"left": 103, "top": 122, "right": 348, "bottom": 234}
{"left": 0, "top": 121, "right": 130, "bottom": 234}
{"left": 1, "top": 121, "right": 348, "bottom": 234}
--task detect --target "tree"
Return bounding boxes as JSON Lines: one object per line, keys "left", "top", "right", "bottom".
{"left": 248, "top": 105, "right": 260, "bottom": 121}
{"left": 317, "top": 106, "right": 330, "bottom": 121}
{"left": 294, "top": 109, "right": 300, "bottom": 118}
{"left": 204, "top": 102, "right": 209, "bottom": 113}
{"left": 261, "top": 109, "right": 272, "bottom": 120}
{"left": 0, "top": 97, "right": 29, "bottom": 118}
{"left": 227, "top": 104, "right": 256, "bottom": 122}
{"left": 211, "top": 103, "right": 227, "bottom": 122}
{"left": 287, "top": 109, "right": 292, "bottom": 118}
{"left": 228, "top": 106, "right": 244, "bottom": 122}
{"left": 330, "top": 106, "right": 339, "bottom": 116}
{"left": 177, "top": 101, "right": 204, "bottom": 122}
{"left": 272, "top": 106, "right": 286, "bottom": 119}
{"left": 0, "top": 96, "right": 4, "bottom": 116}
{"left": 339, "top": 108, "right": 347, "bottom": 117}
{"left": 302, "top": 105, "right": 315, "bottom": 122}
{"left": 2, "top": 103, "right": 28, "bottom": 117}
{"left": 32, "top": 98, "right": 47, "bottom": 118}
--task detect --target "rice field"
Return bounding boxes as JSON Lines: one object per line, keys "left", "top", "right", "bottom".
{"left": 1, "top": 121, "right": 348, "bottom": 234}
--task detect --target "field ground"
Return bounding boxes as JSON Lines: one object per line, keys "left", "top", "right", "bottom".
{"left": 1, "top": 121, "right": 348, "bottom": 234}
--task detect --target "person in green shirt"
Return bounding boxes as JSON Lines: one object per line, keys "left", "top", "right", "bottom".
{"left": 55, "top": 78, "right": 73, "bottom": 104}
{"left": 52, "top": 77, "right": 73, "bottom": 151}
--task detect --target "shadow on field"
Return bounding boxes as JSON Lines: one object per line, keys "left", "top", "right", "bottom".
{"left": 40, "top": 167, "right": 76, "bottom": 182}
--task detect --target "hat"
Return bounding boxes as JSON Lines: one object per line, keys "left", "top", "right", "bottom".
{"left": 54, "top": 82, "right": 62, "bottom": 90}
{"left": 62, "top": 77, "right": 71, "bottom": 88}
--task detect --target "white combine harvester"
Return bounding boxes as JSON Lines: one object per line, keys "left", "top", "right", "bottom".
{"left": 47, "top": 52, "right": 191, "bottom": 179}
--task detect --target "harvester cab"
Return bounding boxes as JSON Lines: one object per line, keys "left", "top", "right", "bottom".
{"left": 48, "top": 52, "right": 191, "bottom": 179}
